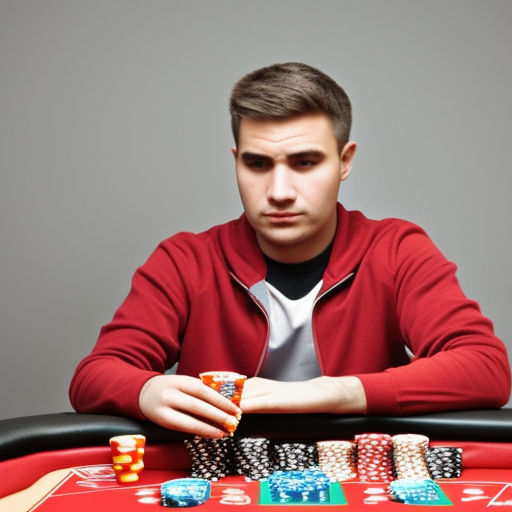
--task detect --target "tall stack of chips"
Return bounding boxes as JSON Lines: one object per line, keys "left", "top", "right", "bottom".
{"left": 392, "top": 434, "right": 431, "bottom": 480}
{"left": 354, "top": 433, "right": 394, "bottom": 482}
{"left": 184, "top": 436, "right": 233, "bottom": 481}
{"left": 425, "top": 447, "right": 463, "bottom": 479}
{"left": 231, "top": 437, "right": 272, "bottom": 480}
{"left": 272, "top": 443, "right": 318, "bottom": 472}
{"left": 316, "top": 440, "right": 357, "bottom": 481}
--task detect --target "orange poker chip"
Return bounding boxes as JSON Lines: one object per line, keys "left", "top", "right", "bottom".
{"left": 199, "top": 371, "right": 247, "bottom": 408}
{"left": 109, "top": 434, "right": 146, "bottom": 484}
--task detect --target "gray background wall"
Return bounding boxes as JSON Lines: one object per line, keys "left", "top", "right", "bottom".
{"left": 1, "top": 1, "right": 511, "bottom": 420}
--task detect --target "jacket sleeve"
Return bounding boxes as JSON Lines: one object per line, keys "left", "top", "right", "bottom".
{"left": 69, "top": 239, "right": 190, "bottom": 420}
{"left": 357, "top": 228, "right": 511, "bottom": 415}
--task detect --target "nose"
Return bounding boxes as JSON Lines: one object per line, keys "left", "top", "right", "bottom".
{"left": 267, "top": 165, "right": 296, "bottom": 204}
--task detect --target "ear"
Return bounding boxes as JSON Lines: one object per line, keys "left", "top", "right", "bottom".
{"left": 340, "top": 141, "right": 357, "bottom": 182}
{"left": 231, "top": 147, "right": 238, "bottom": 160}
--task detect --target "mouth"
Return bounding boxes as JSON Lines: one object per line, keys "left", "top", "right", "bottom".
{"left": 264, "top": 211, "right": 302, "bottom": 223}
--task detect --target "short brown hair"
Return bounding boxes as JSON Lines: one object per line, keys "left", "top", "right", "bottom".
{"left": 229, "top": 62, "right": 352, "bottom": 150}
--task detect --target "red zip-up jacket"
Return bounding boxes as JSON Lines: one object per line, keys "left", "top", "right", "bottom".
{"left": 69, "top": 204, "right": 510, "bottom": 418}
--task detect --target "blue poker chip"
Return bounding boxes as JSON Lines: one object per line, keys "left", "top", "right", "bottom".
{"left": 160, "top": 478, "right": 211, "bottom": 508}
{"left": 389, "top": 479, "right": 451, "bottom": 505}
{"left": 267, "top": 469, "right": 331, "bottom": 504}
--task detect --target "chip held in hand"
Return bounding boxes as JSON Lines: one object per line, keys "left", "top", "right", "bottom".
{"left": 109, "top": 434, "right": 146, "bottom": 484}
{"left": 200, "top": 371, "right": 246, "bottom": 433}
{"left": 199, "top": 371, "right": 247, "bottom": 407}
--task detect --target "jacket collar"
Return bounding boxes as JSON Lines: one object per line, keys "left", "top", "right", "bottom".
{"left": 221, "top": 203, "right": 377, "bottom": 290}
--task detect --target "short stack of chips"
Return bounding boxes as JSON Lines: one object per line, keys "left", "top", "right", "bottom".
{"left": 199, "top": 372, "right": 246, "bottom": 435}
{"left": 160, "top": 478, "right": 211, "bottom": 508}
{"left": 199, "top": 371, "right": 246, "bottom": 408}
{"left": 272, "top": 442, "right": 318, "bottom": 472}
{"left": 231, "top": 437, "right": 272, "bottom": 480}
{"left": 425, "top": 446, "right": 463, "bottom": 479}
{"left": 109, "top": 434, "right": 146, "bottom": 484}
{"left": 184, "top": 436, "right": 233, "bottom": 481}
{"left": 354, "top": 433, "right": 394, "bottom": 482}
{"left": 389, "top": 479, "right": 445, "bottom": 505}
{"left": 316, "top": 440, "right": 357, "bottom": 481}
{"left": 392, "top": 434, "right": 431, "bottom": 480}
{"left": 267, "top": 469, "right": 331, "bottom": 504}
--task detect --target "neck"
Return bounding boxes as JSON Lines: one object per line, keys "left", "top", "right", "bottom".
{"left": 258, "top": 216, "right": 337, "bottom": 264}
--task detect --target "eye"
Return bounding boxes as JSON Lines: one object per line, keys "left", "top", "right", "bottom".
{"left": 293, "top": 158, "right": 318, "bottom": 169}
{"left": 245, "top": 159, "right": 272, "bottom": 170}
{"left": 290, "top": 152, "right": 324, "bottom": 169}
{"left": 249, "top": 160, "right": 269, "bottom": 168}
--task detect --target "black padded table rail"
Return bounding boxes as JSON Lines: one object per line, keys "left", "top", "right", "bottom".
{"left": 1, "top": 409, "right": 511, "bottom": 462}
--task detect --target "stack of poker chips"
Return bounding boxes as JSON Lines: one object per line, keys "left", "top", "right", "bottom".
{"left": 392, "top": 434, "right": 431, "bottom": 480}
{"left": 160, "top": 478, "right": 211, "bottom": 508}
{"left": 109, "top": 434, "right": 146, "bottom": 484}
{"left": 199, "top": 371, "right": 246, "bottom": 408}
{"left": 389, "top": 478, "right": 443, "bottom": 504}
{"left": 184, "top": 436, "right": 233, "bottom": 481}
{"left": 267, "top": 469, "right": 331, "bottom": 504}
{"left": 316, "top": 440, "right": 357, "bottom": 481}
{"left": 354, "top": 433, "right": 394, "bottom": 482}
{"left": 231, "top": 437, "right": 273, "bottom": 480}
{"left": 425, "top": 446, "right": 463, "bottom": 479}
{"left": 272, "top": 442, "right": 318, "bottom": 472}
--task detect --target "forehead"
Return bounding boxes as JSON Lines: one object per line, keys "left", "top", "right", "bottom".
{"left": 237, "top": 113, "right": 338, "bottom": 155}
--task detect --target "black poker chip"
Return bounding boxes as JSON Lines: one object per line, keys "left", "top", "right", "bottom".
{"left": 425, "top": 447, "right": 463, "bottom": 479}
{"left": 272, "top": 442, "right": 318, "bottom": 472}
{"left": 231, "top": 437, "right": 272, "bottom": 480}
{"left": 184, "top": 436, "right": 233, "bottom": 481}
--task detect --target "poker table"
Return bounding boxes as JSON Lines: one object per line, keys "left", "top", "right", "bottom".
{"left": 1, "top": 409, "right": 512, "bottom": 511}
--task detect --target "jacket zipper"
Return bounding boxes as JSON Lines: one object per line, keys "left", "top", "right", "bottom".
{"left": 312, "top": 271, "right": 355, "bottom": 375}
{"left": 229, "top": 272, "right": 270, "bottom": 375}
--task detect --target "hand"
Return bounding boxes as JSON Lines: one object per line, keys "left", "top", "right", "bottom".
{"left": 139, "top": 375, "right": 242, "bottom": 438}
{"left": 240, "top": 376, "right": 367, "bottom": 414}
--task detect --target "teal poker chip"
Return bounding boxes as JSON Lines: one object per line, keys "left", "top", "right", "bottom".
{"left": 260, "top": 469, "right": 347, "bottom": 506}
{"left": 267, "top": 469, "right": 330, "bottom": 504}
{"left": 389, "top": 479, "right": 452, "bottom": 506}
{"left": 160, "top": 478, "right": 211, "bottom": 508}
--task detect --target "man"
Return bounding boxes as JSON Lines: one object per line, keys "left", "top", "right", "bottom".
{"left": 69, "top": 62, "right": 510, "bottom": 439}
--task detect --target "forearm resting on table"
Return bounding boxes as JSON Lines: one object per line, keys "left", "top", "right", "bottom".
{"left": 240, "top": 376, "right": 367, "bottom": 414}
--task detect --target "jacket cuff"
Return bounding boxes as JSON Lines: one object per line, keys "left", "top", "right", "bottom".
{"left": 355, "top": 372, "right": 402, "bottom": 415}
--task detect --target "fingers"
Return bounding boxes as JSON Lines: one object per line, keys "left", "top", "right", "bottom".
{"left": 163, "top": 383, "right": 241, "bottom": 434}
{"left": 139, "top": 375, "right": 242, "bottom": 437}
{"left": 154, "top": 405, "right": 235, "bottom": 438}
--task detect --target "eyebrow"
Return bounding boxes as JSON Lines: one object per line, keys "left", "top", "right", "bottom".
{"left": 241, "top": 152, "right": 273, "bottom": 161}
{"left": 241, "top": 150, "right": 325, "bottom": 161}
{"left": 288, "top": 150, "right": 325, "bottom": 160}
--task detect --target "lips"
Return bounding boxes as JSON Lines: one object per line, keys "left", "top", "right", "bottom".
{"left": 264, "top": 212, "right": 302, "bottom": 223}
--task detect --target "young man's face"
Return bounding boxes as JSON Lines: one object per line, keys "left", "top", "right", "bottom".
{"left": 232, "top": 113, "right": 356, "bottom": 263}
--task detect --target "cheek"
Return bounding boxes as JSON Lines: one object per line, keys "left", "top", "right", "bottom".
{"left": 236, "top": 175, "right": 261, "bottom": 210}
{"left": 303, "top": 174, "right": 341, "bottom": 203}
